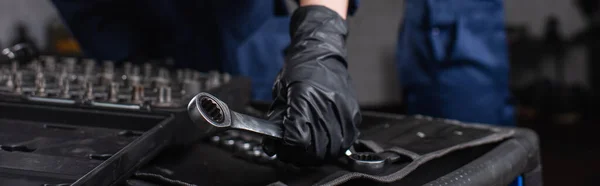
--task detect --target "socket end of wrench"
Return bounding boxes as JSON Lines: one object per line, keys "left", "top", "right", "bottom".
{"left": 188, "top": 92, "right": 232, "bottom": 131}
{"left": 347, "top": 151, "right": 386, "bottom": 174}
{"left": 188, "top": 92, "right": 284, "bottom": 139}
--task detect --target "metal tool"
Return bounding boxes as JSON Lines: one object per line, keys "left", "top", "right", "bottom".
{"left": 152, "top": 68, "right": 170, "bottom": 89}
{"left": 35, "top": 75, "right": 47, "bottom": 97}
{"left": 181, "top": 79, "right": 201, "bottom": 96}
{"left": 209, "top": 135, "right": 221, "bottom": 145}
{"left": 127, "top": 66, "right": 141, "bottom": 87}
{"left": 152, "top": 78, "right": 169, "bottom": 89}
{"left": 100, "top": 61, "right": 114, "bottom": 86}
{"left": 63, "top": 57, "right": 76, "bottom": 74}
{"left": 10, "top": 61, "right": 18, "bottom": 73}
{"left": 0, "top": 69, "right": 6, "bottom": 83}
{"left": 83, "top": 59, "right": 95, "bottom": 77}
{"left": 13, "top": 72, "right": 22, "bottom": 94}
{"left": 131, "top": 85, "right": 145, "bottom": 104}
{"left": 158, "top": 86, "right": 171, "bottom": 103}
{"left": 143, "top": 63, "right": 152, "bottom": 82}
{"left": 83, "top": 82, "right": 94, "bottom": 100}
{"left": 187, "top": 92, "right": 282, "bottom": 139}
{"left": 345, "top": 149, "right": 403, "bottom": 174}
{"left": 222, "top": 73, "right": 232, "bottom": 84}
{"left": 43, "top": 56, "right": 56, "bottom": 72}
{"left": 152, "top": 86, "right": 173, "bottom": 107}
{"left": 221, "top": 137, "right": 237, "bottom": 151}
{"left": 234, "top": 140, "right": 254, "bottom": 152}
{"left": 103, "top": 60, "right": 114, "bottom": 74}
{"left": 59, "top": 78, "right": 70, "bottom": 99}
{"left": 35, "top": 62, "right": 43, "bottom": 76}
{"left": 59, "top": 65, "right": 68, "bottom": 82}
{"left": 205, "top": 71, "right": 221, "bottom": 90}
{"left": 158, "top": 67, "right": 170, "bottom": 79}
{"left": 107, "top": 83, "right": 119, "bottom": 103}
{"left": 5, "top": 72, "right": 13, "bottom": 89}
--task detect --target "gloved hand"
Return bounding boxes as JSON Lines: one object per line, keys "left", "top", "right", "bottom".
{"left": 263, "top": 5, "right": 361, "bottom": 166}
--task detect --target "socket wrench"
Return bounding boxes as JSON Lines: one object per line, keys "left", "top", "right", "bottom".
{"left": 187, "top": 92, "right": 283, "bottom": 139}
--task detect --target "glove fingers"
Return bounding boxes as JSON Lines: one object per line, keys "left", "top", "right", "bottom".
{"left": 266, "top": 82, "right": 326, "bottom": 165}
{"left": 281, "top": 83, "right": 315, "bottom": 149}
{"left": 268, "top": 71, "right": 288, "bottom": 122}
{"left": 267, "top": 98, "right": 286, "bottom": 125}
{"left": 266, "top": 81, "right": 358, "bottom": 164}
{"left": 264, "top": 78, "right": 287, "bottom": 157}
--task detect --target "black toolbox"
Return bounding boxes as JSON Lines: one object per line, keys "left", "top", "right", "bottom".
{"left": 0, "top": 101, "right": 175, "bottom": 186}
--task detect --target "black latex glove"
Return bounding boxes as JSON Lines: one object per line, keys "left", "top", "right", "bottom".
{"left": 263, "top": 5, "right": 361, "bottom": 166}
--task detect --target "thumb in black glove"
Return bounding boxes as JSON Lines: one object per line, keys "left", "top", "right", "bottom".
{"left": 263, "top": 5, "right": 361, "bottom": 166}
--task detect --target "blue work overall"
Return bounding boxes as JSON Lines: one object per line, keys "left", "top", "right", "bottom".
{"left": 397, "top": 0, "right": 514, "bottom": 126}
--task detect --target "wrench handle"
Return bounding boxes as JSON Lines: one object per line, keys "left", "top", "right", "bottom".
{"left": 230, "top": 112, "right": 283, "bottom": 139}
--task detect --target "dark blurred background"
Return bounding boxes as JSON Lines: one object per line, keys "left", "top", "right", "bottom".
{"left": 0, "top": 0, "right": 599, "bottom": 185}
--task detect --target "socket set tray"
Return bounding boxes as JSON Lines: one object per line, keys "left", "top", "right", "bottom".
{"left": 0, "top": 100, "right": 176, "bottom": 186}
{"left": 0, "top": 56, "right": 249, "bottom": 112}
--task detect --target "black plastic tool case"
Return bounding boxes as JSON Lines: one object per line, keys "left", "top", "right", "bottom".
{"left": 0, "top": 77, "right": 252, "bottom": 186}
{"left": 0, "top": 101, "right": 176, "bottom": 186}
